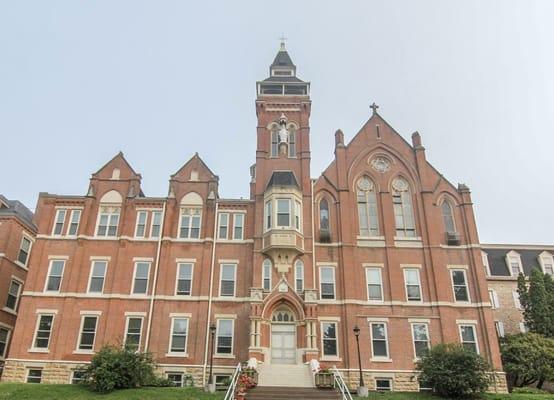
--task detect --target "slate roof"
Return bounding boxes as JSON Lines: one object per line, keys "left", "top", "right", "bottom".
{"left": 482, "top": 246, "right": 554, "bottom": 276}
{"left": 0, "top": 194, "right": 37, "bottom": 232}
{"left": 271, "top": 48, "right": 295, "bottom": 68}
{"left": 266, "top": 171, "right": 299, "bottom": 189}
{"left": 262, "top": 76, "right": 304, "bottom": 83}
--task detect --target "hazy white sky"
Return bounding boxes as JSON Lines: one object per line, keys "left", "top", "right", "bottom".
{"left": 1, "top": 1, "right": 553, "bottom": 244}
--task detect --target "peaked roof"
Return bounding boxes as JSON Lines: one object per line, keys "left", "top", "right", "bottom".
{"left": 0, "top": 194, "right": 36, "bottom": 232}
{"left": 271, "top": 44, "right": 295, "bottom": 68}
{"left": 92, "top": 151, "right": 140, "bottom": 177}
{"left": 266, "top": 171, "right": 299, "bottom": 189}
{"left": 483, "top": 246, "right": 554, "bottom": 277}
{"left": 171, "top": 152, "right": 218, "bottom": 181}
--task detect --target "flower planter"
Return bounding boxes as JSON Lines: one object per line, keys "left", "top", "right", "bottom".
{"left": 242, "top": 369, "right": 258, "bottom": 385}
{"left": 315, "top": 371, "right": 335, "bottom": 389}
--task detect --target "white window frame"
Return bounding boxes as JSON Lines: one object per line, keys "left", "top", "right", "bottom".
{"left": 31, "top": 313, "right": 56, "bottom": 351}
{"left": 404, "top": 268, "right": 422, "bottom": 302}
{"left": 87, "top": 260, "right": 108, "bottom": 294}
{"left": 131, "top": 261, "right": 150, "bottom": 295}
{"left": 76, "top": 314, "right": 99, "bottom": 353}
{"left": 150, "top": 210, "right": 163, "bottom": 238}
{"left": 175, "top": 262, "right": 194, "bottom": 296}
{"left": 450, "top": 268, "right": 470, "bottom": 303}
{"left": 295, "top": 260, "right": 304, "bottom": 293}
{"left": 276, "top": 198, "right": 292, "bottom": 228}
{"left": 262, "top": 259, "right": 272, "bottom": 291}
{"left": 134, "top": 211, "right": 148, "bottom": 238}
{"left": 233, "top": 213, "right": 245, "bottom": 240}
{"left": 26, "top": 368, "right": 43, "bottom": 383}
{"left": 495, "top": 321, "right": 505, "bottom": 338}
{"left": 482, "top": 251, "right": 491, "bottom": 276}
{"left": 0, "top": 326, "right": 11, "bottom": 359}
{"left": 67, "top": 209, "right": 81, "bottom": 236}
{"left": 215, "top": 319, "right": 235, "bottom": 356}
{"left": 319, "top": 266, "right": 336, "bottom": 300}
{"left": 410, "top": 322, "right": 430, "bottom": 359}
{"left": 52, "top": 209, "right": 67, "bottom": 236}
{"left": 375, "top": 378, "right": 393, "bottom": 391}
{"left": 17, "top": 234, "right": 33, "bottom": 268}
{"left": 166, "top": 372, "right": 184, "bottom": 387}
{"left": 5, "top": 278, "right": 23, "bottom": 311}
{"left": 538, "top": 251, "right": 554, "bottom": 275}
{"left": 124, "top": 316, "right": 144, "bottom": 351}
{"left": 356, "top": 176, "right": 380, "bottom": 237}
{"left": 294, "top": 200, "right": 302, "bottom": 231}
{"left": 219, "top": 263, "right": 237, "bottom": 297}
{"left": 218, "top": 212, "right": 229, "bottom": 240}
{"left": 506, "top": 251, "right": 523, "bottom": 277}
{"left": 458, "top": 323, "right": 479, "bottom": 354}
{"left": 489, "top": 289, "right": 499, "bottom": 309}
{"left": 44, "top": 259, "right": 66, "bottom": 293}
{"left": 369, "top": 321, "right": 390, "bottom": 360}
{"left": 365, "top": 267, "right": 383, "bottom": 302}
{"left": 178, "top": 207, "right": 202, "bottom": 239}
{"left": 95, "top": 205, "right": 120, "bottom": 237}
{"left": 320, "top": 321, "right": 339, "bottom": 358}
{"left": 168, "top": 317, "right": 189, "bottom": 355}
{"left": 265, "top": 200, "right": 272, "bottom": 230}
{"left": 513, "top": 291, "right": 522, "bottom": 309}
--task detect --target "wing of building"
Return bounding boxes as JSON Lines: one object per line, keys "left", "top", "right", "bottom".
{"left": 1, "top": 43, "right": 508, "bottom": 392}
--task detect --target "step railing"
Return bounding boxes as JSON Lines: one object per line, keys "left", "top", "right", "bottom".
{"left": 223, "top": 362, "right": 242, "bottom": 400}
{"left": 331, "top": 366, "right": 353, "bottom": 400}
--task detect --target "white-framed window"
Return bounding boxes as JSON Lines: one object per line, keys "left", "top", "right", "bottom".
{"left": 404, "top": 268, "right": 422, "bottom": 302}
{"left": 265, "top": 201, "right": 272, "bottom": 230}
{"left": 365, "top": 267, "right": 383, "bottom": 301}
{"left": 356, "top": 176, "right": 379, "bottom": 236}
{"left": 169, "top": 318, "right": 189, "bottom": 353}
{"left": 132, "top": 262, "right": 150, "bottom": 295}
{"left": 288, "top": 130, "right": 296, "bottom": 157}
{"left": 88, "top": 260, "right": 107, "bottom": 293}
{"left": 77, "top": 315, "right": 98, "bottom": 351}
{"left": 320, "top": 266, "right": 336, "bottom": 300}
{"left": 68, "top": 210, "right": 81, "bottom": 236}
{"left": 166, "top": 372, "right": 184, "bottom": 387}
{"left": 71, "top": 370, "right": 86, "bottom": 384}
{"left": 294, "top": 200, "right": 301, "bottom": 230}
{"left": 451, "top": 269, "right": 470, "bottom": 302}
{"left": 459, "top": 324, "right": 479, "bottom": 353}
{"left": 513, "top": 291, "right": 522, "bottom": 309}
{"left": 276, "top": 199, "right": 291, "bottom": 227}
{"left": 45, "top": 260, "right": 65, "bottom": 292}
{"left": 489, "top": 289, "right": 499, "bottom": 309}
{"left": 218, "top": 213, "right": 229, "bottom": 240}
{"left": 17, "top": 235, "right": 32, "bottom": 267}
{"left": 33, "top": 314, "right": 54, "bottom": 349}
{"left": 506, "top": 251, "right": 523, "bottom": 277}
{"left": 125, "top": 317, "right": 143, "bottom": 350}
{"left": 52, "top": 209, "right": 67, "bottom": 235}
{"left": 495, "top": 321, "right": 505, "bottom": 338}
{"left": 482, "top": 251, "right": 491, "bottom": 276}
{"left": 411, "top": 323, "right": 430, "bottom": 358}
{"left": 262, "top": 259, "right": 272, "bottom": 291}
{"left": 321, "top": 321, "right": 338, "bottom": 357}
{"left": 539, "top": 252, "right": 554, "bottom": 275}
{"left": 26, "top": 369, "right": 42, "bottom": 383}
{"left": 216, "top": 319, "right": 234, "bottom": 355}
{"left": 295, "top": 260, "right": 304, "bottom": 293}
{"left": 150, "top": 210, "right": 162, "bottom": 238}
{"left": 176, "top": 263, "right": 193, "bottom": 296}
{"left": 96, "top": 206, "right": 120, "bottom": 237}
{"left": 0, "top": 327, "right": 10, "bottom": 358}
{"left": 270, "top": 130, "right": 279, "bottom": 157}
{"left": 219, "top": 264, "right": 236, "bottom": 297}
{"left": 5, "top": 279, "right": 22, "bottom": 311}
{"left": 392, "top": 177, "right": 416, "bottom": 237}
{"left": 441, "top": 199, "right": 456, "bottom": 233}
{"left": 375, "top": 378, "right": 392, "bottom": 391}
{"left": 179, "top": 207, "right": 202, "bottom": 239}
{"left": 135, "top": 211, "right": 148, "bottom": 238}
{"left": 370, "top": 322, "right": 389, "bottom": 359}
{"left": 319, "top": 198, "right": 330, "bottom": 231}
{"left": 233, "top": 213, "right": 244, "bottom": 240}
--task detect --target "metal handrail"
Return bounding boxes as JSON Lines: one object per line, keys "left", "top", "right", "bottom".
{"left": 332, "top": 365, "right": 353, "bottom": 400}
{"left": 223, "top": 363, "right": 242, "bottom": 400}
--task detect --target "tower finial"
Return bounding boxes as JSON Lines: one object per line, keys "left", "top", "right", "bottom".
{"left": 278, "top": 34, "right": 287, "bottom": 51}
{"left": 370, "top": 102, "right": 379, "bottom": 114}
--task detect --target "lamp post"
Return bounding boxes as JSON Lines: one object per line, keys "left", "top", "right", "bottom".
{"left": 353, "top": 325, "right": 368, "bottom": 397}
{"left": 208, "top": 323, "right": 217, "bottom": 392}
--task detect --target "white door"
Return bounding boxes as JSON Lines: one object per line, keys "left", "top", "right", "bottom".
{"left": 271, "top": 324, "right": 296, "bottom": 364}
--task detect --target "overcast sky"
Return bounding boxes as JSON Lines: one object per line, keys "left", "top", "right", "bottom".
{"left": 1, "top": 1, "right": 553, "bottom": 244}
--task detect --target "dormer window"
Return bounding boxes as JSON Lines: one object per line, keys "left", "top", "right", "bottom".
{"left": 506, "top": 251, "right": 523, "bottom": 277}
{"left": 96, "top": 190, "right": 122, "bottom": 238}
{"left": 539, "top": 252, "right": 554, "bottom": 275}
{"left": 178, "top": 192, "right": 203, "bottom": 240}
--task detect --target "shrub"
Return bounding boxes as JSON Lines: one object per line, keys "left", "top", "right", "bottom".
{"left": 416, "top": 343, "right": 491, "bottom": 398}
{"left": 83, "top": 344, "right": 169, "bottom": 393}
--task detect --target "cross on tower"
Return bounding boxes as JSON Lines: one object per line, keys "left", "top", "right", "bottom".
{"left": 279, "top": 34, "right": 287, "bottom": 50}
{"left": 370, "top": 102, "right": 379, "bottom": 114}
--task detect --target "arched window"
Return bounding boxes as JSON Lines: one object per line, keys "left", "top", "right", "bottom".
{"left": 320, "top": 199, "right": 330, "bottom": 230}
{"left": 272, "top": 309, "right": 295, "bottom": 323}
{"left": 392, "top": 178, "right": 415, "bottom": 237}
{"left": 357, "top": 176, "right": 379, "bottom": 236}
{"left": 263, "top": 259, "right": 272, "bottom": 291}
{"left": 441, "top": 199, "right": 456, "bottom": 233}
{"left": 288, "top": 130, "right": 296, "bottom": 157}
{"left": 271, "top": 130, "right": 279, "bottom": 157}
{"left": 294, "top": 260, "right": 304, "bottom": 293}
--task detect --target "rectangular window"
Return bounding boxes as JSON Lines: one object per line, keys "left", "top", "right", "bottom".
{"left": 289, "top": 131, "right": 296, "bottom": 157}
{"left": 167, "top": 372, "right": 184, "bottom": 387}
{"left": 220, "top": 264, "right": 236, "bottom": 297}
{"left": 150, "top": 211, "right": 162, "bottom": 238}
{"left": 404, "top": 269, "right": 422, "bottom": 301}
{"left": 135, "top": 211, "right": 148, "bottom": 238}
{"left": 544, "top": 262, "right": 554, "bottom": 275}
{"left": 68, "top": 210, "right": 81, "bottom": 236}
{"left": 321, "top": 322, "right": 338, "bottom": 357}
{"left": 26, "top": 369, "right": 42, "bottom": 384}
{"left": 366, "top": 268, "right": 383, "bottom": 301}
{"left": 495, "top": 321, "right": 505, "bottom": 338}
{"left": 17, "top": 236, "right": 32, "bottom": 266}
{"left": 513, "top": 291, "right": 522, "bottom": 309}
{"left": 176, "top": 263, "right": 193, "bottom": 295}
{"left": 263, "top": 261, "right": 271, "bottom": 291}
{"left": 489, "top": 289, "right": 499, "bottom": 309}
{"left": 132, "top": 262, "right": 150, "bottom": 294}
{"left": 170, "top": 318, "right": 188, "bottom": 353}
{"left": 233, "top": 214, "right": 244, "bottom": 240}
{"left": 88, "top": 260, "right": 107, "bottom": 293}
{"left": 320, "top": 266, "right": 335, "bottom": 300}
{"left": 78, "top": 316, "right": 98, "bottom": 351}
{"left": 179, "top": 208, "right": 201, "bottom": 239}
{"left": 277, "top": 199, "right": 291, "bottom": 227}
{"left": 53, "top": 209, "right": 66, "bottom": 235}
{"left": 295, "top": 200, "right": 301, "bottom": 230}
{"left": 218, "top": 213, "right": 229, "bottom": 239}
{"left": 295, "top": 262, "right": 304, "bottom": 293}
{"left": 459, "top": 324, "right": 479, "bottom": 353}
{"left": 5, "top": 280, "right": 22, "bottom": 311}
{"left": 265, "top": 201, "right": 272, "bottom": 229}
{"left": 451, "top": 269, "right": 469, "bottom": 302}
{"left": 0, "top": 327, "right": 9, "bottom": 358}
{"left": 45, "top": 260, "right": 65, "bottom": 292}
{"left": 34, "top": 314, "right": 54, "bottom": 349}
{"left": 411, "top": 323, "right": 430, "bottom": 358}
{"left": 96, "top": 207, "right": 120, "bottom": 237}
{"left": 71, "top": 370, "right": 85, "bottom": 384}
{"left": 216, "top": 319, "right": 234, "bottom": 354}
{"left": 509, "top": 256, "right": 522, "bottom": 276}
{"left": 375, "top": 379, "right": 392, "bottom": 391}
{"left": 125, "top": 317, "right": 143, "bottom": 350}
{"left": 370, "top": 322, "right": 389, "bottom": 359}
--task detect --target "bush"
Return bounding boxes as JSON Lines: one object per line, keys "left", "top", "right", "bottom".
{"left": 83, "top": 345, "right": 169, "bottom": 393}
{"left": 416, "top": 343, "right": 491, "bottom": 398}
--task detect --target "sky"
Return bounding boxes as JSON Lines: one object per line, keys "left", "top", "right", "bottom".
{"left": 1, "top": 1, "right": 553, "bottom": 244}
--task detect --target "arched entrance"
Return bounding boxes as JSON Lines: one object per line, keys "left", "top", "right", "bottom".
{"left": 271, "top": 307, "right": 296, "bottom": 364}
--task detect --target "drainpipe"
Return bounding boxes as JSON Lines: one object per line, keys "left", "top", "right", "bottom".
{"left": 311, "top": 179, "right": 316, "bottom": 289}
{"left": 202, "top": 201, "right": 219, "bottom": 386}
{"left": 144, "top": 201, "right": 167, "bottom": 352}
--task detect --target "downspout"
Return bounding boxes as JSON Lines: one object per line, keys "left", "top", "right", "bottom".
{"left": 311, "top": 179, "right": 316, "bottom": 288}
{"left": 202, "top": 201, "right": 219, "bottom": 386}
{"left": 144, "top": 201, "right": 166, "bottom": 352}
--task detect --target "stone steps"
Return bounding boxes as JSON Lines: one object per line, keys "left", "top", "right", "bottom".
{"left": 257, "top": 364, "right": 313, "bottom": 388}
{"left": 247, "top": 386, "right": 342, "bottom": 400}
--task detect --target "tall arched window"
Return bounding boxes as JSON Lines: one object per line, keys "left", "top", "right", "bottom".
{"left": 357, "top": 176, "right": 379, "bottom": 236}
{"left": 271, "top": 130, "right": 279, "bottom": 157}
{"left": 262, "top": 259, "right": 272, "bottom": 291}
{"left": 392, "top": 177, "right": 415, "bottom": 237}
{"left": 441, "top": 199, "right": 456, "bottom": 233}
{"left": 319, "top": 198, "right": 331, "bottom": 243}
{"left": 294, "top": 260, "right": 304, "bottom": 293}
{"left": 288, "top": 130, "right": 296, "bottom": 157}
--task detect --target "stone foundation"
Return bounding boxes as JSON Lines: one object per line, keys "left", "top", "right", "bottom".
{"left": 1, "top": 360, "right": 87, "bottom": 384}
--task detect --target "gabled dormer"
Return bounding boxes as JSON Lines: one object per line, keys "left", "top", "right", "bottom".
{"left": 87, "top": 152, "right": 143, "bottom": 199}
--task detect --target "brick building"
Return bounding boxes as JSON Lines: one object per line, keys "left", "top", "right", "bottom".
{"left": 2, "top": 43, "right": 507, "bottom": 392}
{"left": 0, "top": 195, "right": 36, "bottom": 376}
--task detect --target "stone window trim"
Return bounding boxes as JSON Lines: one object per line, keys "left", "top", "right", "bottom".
{"left": 263, "top": 195, "right": 303, "bottom": 233}
{"left": 232, "top": 213, "right": 245, "bottom": 240}
{"left": 16, "top": 233, "right": 34, "bottom": 269}
{"left": 149, "top": 210, "right": 163, "bottom": 238}
{"left": 74, "top": 314, "right": 99, "bottom": 354}
{"left": 320, "top": 320, "right": 341, "bottom": 361}
{"left": 26, "top": 368, "right": 43, "bottom": 384}
{"left": 219, "top": 263, "right": 237, "bottom": 297}
{"left": 124, "top": 315, "right": 144, "bottom": 351}
{"left": 134, "top": 210, "right": 148, "bottom": 238}
{"left": 449, "top": 267, "right": 471, "bottom": 303}
{"left": 215, "top": 318, "right": 235, "bottom": 358}
{"left": 356, "top": 176, "right": 380, "bottom": 237}
{"left": 457, "top": 322, "right": 480, "bottom": 354}
{"left": 177, "top": 206, "right": 202, "bottom": 240}
{"left": 262, "top": 259, "right": 272, "bottom": 291}
{"left": 295, "top": 259, "right": 304, "bottom": 293}
{"left": 505, "top": 250, "right": 523, "bottom": 277}
{"left": 87, "top": 260, "right": 108, "bottom": 294}
{"left": 403, "top": 267, "right": 423, "bottom": 302}
{"left": 175, "top": 262, "right": 194, "bottom": 296}
{"left": 131, "top": 261, "right": 151, "bottom": 295}
{"left": 319, "top": 265, "right": 336, "bottom": 300}
{"left": 52, "top": 208, "right": 67, "bottom": 236}
{"left": 365, "top": 266, "right": 384, "bottom": 302}
{"left": 375, "top": 378, "right": 393, "bottom": 391}
{"left": 440, "top": 198, "right": 457, "bottom": 234}
{"left": 369, "top": 320, "right": 391, "bottom": 362}
{"left": 29, "top": 312, "right": 57, "bottom": 353}
{"left": 538, "top": 251, "right": 554, "bottom": 275}
{"left": 94, "top": 204, "right": 121, "bottom": 238}
{"left": 410, "top": 322, "right": 430, "bottom": 360}
{"left": 167, "top": 316, "right": 190, "bottom": 357}
{"left": 44, "top": 259, "right": 66, "bottom": 293}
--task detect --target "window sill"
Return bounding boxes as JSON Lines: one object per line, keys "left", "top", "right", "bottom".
{"left": 370, "top": 357, "right": 392, "bottom": 363}
{"left": 28, "top": 348, "right": 49, "bottom": 353}
{"left": 321, "top": 356, "right": 342, "bottom": 362}
{"left": 214, "top": 354, "right": 235, "bottom": 359}
{"left": 165, "top": 352, "right": 189, "bottom": 358}
{"left": 367, "top": 299, "right": 385, "bottom": 304}
{"left": 2, "top": 307, "right": 17, "bottom": 316}
{"left": 73, "top": 350, "right": 94, "bottom": 355}
{"left": 14, "top": 261, "right": 29, "bottom": 271}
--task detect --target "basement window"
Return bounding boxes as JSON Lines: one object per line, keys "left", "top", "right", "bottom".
{"left": 26, "top": 369, "right": 42, "bottom": 383}
{"left": 375, "top": 378, "right": 392, "bottom": 391}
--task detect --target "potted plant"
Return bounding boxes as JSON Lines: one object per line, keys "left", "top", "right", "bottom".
{"left": 315, "top": 367, "right": 335, "bottom": 389}
{"left": 235, "top": 373, "right": 256, "bottom": 399}
{"left": 241, "top": 366, "right": 259, "bottom": 385}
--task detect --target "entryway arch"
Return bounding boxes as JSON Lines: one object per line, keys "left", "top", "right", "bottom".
{"left": 270, "top": 306, "right": 297, "bottom": 364}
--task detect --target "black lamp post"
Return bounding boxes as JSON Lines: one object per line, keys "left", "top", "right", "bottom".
{"left": 208, "top": 323, "right": 217, "bottom": 390}
{"left": 353, "top": 325, "right": 365, "bottom": 388}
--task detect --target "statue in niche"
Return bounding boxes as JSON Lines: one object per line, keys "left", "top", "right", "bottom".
{"left": 278, "top": 114, "right": 289, "bottom": 145}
